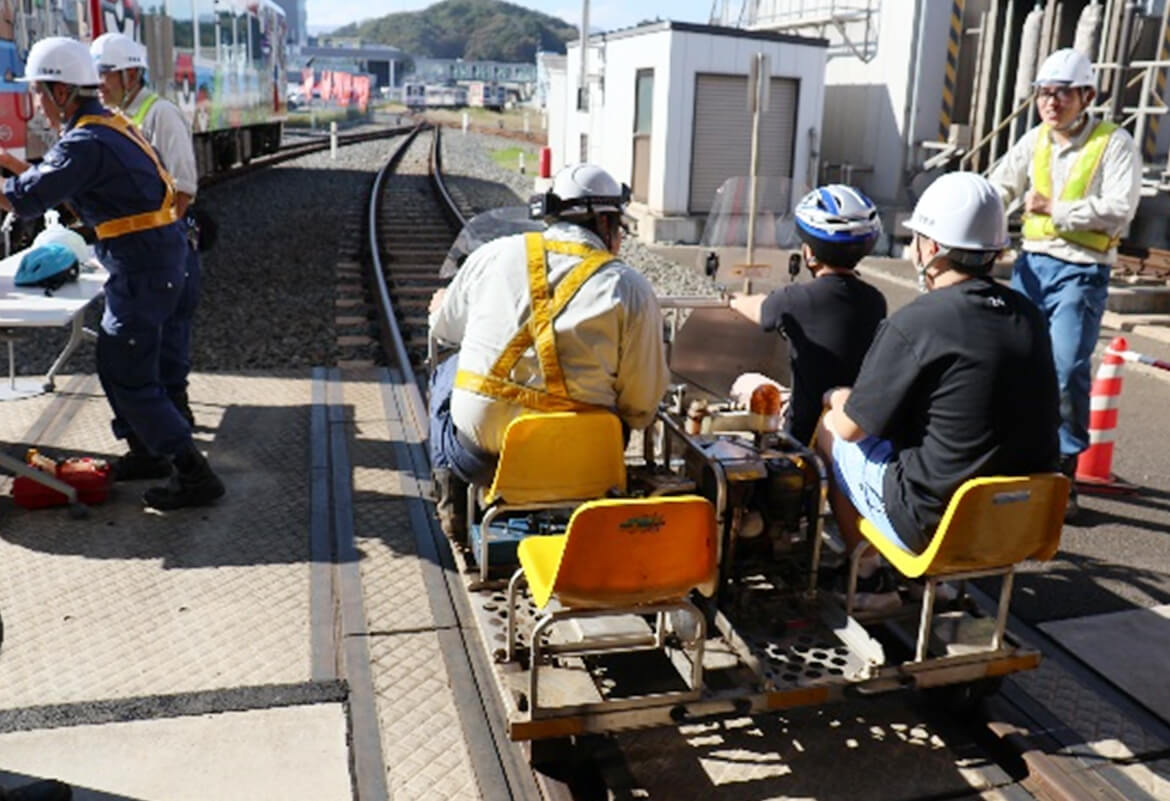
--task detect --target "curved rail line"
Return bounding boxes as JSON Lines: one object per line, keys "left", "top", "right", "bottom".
{"left": 359, "top": 127, "right": 1139, "bottom": 801}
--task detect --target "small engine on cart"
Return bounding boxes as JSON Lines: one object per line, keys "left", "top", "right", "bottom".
{"left": 635, "top": 381, "right": 827, "bottom": 606}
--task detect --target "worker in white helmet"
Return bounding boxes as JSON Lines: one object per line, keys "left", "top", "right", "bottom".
{"left": 90, "top": 31, "right": 204, "bottom": 464}
{"left": 427, "top": 163, "right": 668, "bottom": 538}
{"left": 988, "top": 47, "right": 1141, "bottom": 521}
{"left": 0, "top": 37, "right": 223, "bottom": 510}
{"left": 814, "top": 172, "right": 1060, "bottom": 612}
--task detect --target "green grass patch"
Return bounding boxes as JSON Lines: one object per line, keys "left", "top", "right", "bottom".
{"left": 491, "top": 145, "right": 538, "bottom": 172}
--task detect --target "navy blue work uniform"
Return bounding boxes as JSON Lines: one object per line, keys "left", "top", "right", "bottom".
{"left": 3, "top": 98, "right": 193, "bottom": 458}
{"left": 160, "top": 217, "right": 201, "bottom": 409}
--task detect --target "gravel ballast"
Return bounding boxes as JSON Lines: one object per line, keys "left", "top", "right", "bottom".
{"left": 1, "top": 127, "right": 712, "bottom": 378}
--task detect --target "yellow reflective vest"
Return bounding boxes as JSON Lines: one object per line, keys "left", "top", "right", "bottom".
{"left": 1022, "top": 120, "right": 1120, "bottom": 253}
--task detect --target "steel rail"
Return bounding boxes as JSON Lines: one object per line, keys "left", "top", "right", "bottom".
{"left": 367, "top": 125, "right": 567, "bottom": 801}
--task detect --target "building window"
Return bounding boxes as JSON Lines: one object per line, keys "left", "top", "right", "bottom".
{"left": 634, "top": 69, "right": 653, "bottom": 135}
{"left": 579, "top": 133, "right": 589, "bottom": 162}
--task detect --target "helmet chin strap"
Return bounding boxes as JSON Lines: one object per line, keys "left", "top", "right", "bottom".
{"left": 42, "top": 85, "right": 79, "bottom": 126}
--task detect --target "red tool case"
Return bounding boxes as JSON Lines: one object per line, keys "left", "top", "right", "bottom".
{"left": 12, "top": 457, "right": 112, "bottom": 510}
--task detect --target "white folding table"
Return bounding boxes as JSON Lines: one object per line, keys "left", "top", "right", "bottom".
{"left": 0, "top": 246, "right": 107, "bottom": 400}
{"left": 1, "top": 247, "right": 106, "bottom": 515}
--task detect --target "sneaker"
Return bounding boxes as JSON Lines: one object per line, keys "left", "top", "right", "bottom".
{"left": 833, "top": 566, "right": 902, "bottom": 614}
{"left": 112, "top": 449, "right": 173, "bottom": 482}
{"left": 143, "top": 450, "right": 224, "bottom": 510}
{"left": 2, "top": 779, "right": 72, "bottom": 801}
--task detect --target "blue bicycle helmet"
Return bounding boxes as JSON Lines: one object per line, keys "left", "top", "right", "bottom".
{"left": 794, "top": 184, "right": 882, "bottom": 268}
{"left": 15, "top": 243, "right": 80, "bottom": 295}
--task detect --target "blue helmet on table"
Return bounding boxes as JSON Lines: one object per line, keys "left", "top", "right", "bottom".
{"left": 15, "top": 243, "right": 80, "bottom": 295}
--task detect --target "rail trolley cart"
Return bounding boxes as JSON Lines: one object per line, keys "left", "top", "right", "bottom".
{"left": 433, "top": 215, "right": 1065, "bottom": 743}
{"left": 446, "top": 338, "right": 1062, "bottom": 741}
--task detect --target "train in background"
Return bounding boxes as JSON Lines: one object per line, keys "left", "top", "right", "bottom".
{"left": 399, "top": 80, "right": 507, "bottom": 111}
{"left": 466, "top": 81, "right": 506, "bottom": 111}
{"left": 0, "top": 0, "right": 287, "bottom": 178}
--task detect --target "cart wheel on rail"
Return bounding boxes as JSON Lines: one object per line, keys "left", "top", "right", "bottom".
{"left": 68, "top": 502, "right": 89, "bottom": 520}
{"left": 928, "top": 676, "right": 1004, "bottom": 716}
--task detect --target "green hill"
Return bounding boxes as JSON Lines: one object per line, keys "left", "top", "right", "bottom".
{"left": 331, "top": 0, "right": 578, "bottom": 62}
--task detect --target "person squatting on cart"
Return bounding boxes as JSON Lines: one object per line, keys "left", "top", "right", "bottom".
{"left": 814, "top": 172, "right": 1061, "bottom": 611}
{"left": 729, "top": 184, "right": 887, "bottom": 446}
{"left": 91, "top": 32, "right": 204, "bottom": 477}
{"left": 427, "top": 163, "right": 669, "bottom": 537}
{"left": 988, "top": 47, "right": 1141, "bottom": 520}
{"left": 0, "top": 37, "right": 224, "bottom": 509}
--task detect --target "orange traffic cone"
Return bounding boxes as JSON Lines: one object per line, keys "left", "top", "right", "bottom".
{"left": 1076, "top": 336, "right": 1137, "bottom": 493}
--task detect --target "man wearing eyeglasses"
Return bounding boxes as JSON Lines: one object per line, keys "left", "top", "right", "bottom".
{"left": 989, "top": 47, "right": 1141, "bottom": 521}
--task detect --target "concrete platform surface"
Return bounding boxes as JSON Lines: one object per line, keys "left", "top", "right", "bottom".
{"left": 1040, "top": 605, "right": 1170, "bottom": 722}
{"left": 0, "top": 703, "right": 350, "bottom": 801}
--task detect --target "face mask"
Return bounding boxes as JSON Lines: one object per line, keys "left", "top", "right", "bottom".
{"left": 913, "top": 238, "right": 928, "bottom": 293}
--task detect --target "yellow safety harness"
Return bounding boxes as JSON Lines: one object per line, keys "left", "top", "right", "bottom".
{"left": 1023, "top": 120, "right": 1119, "bottom": 253}
{"left": 454, "top": 232, "right": 616, "bottom": 412}
{"left": 73, "top": 111, "right": 178, "bottom": 240}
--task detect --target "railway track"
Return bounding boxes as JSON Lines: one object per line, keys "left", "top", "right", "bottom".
{"left": 357, "top": 127, "right": 1152, "bottom": 801}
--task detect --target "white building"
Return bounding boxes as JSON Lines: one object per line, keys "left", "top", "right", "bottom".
{"left": 546, "top": 21, "right": 828, "bottom": 243}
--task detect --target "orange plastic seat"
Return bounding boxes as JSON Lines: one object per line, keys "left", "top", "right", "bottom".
{"left": 506, "top": 496, "right": 718, "bottom": 717}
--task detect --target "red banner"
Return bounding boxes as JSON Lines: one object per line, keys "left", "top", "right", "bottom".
{"left": 302, "top": 67, "right": 314, "bottom": 98}
{"left": 335, "top": 72, "right": 352, "bottom": 106}
{"left": 354, "top": 75, "right": 371, "bottom": 112}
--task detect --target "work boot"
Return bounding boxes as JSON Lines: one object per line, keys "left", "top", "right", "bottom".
{"left": 1060, "top": 455, "right": 1080, "bottom": 523}
{"left": 0, "top": 779, "right": 72, "bottom": 801}
{"left": 113, "top": 433, "right": 172, "bottom": 482}
{"left": 142, "top": 446, "right": 225, "bottom": 510}
{"left": 433, "top": 467, "right": 468, "bottom": 544}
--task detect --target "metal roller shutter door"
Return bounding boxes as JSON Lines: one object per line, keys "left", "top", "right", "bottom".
{"left": 689, "top": 74, "right": 798, "bottom": 213}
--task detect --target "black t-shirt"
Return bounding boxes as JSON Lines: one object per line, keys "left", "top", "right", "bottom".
{"left": 761, "top": 273, "right": 887, "bottom": 444}
{"left": 844, "top": 277, "right": 1060, "bottom": 552}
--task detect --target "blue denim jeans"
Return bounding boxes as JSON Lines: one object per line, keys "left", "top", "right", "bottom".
{"left": 1011, "top": 251, "right": 1110, "bottom": 457}
{"left": 428, "top": 355, "right": 498, "bottom": 485}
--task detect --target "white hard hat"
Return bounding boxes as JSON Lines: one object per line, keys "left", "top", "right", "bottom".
{"left": 1034, "top": 48, "right": 1095, "bottom": 89}
{"left": 904, "top": 171, "right": 1008, "bottom": 257}
{"left": 550, "top": 163, "right": 630, "bottom": 217}
{"left": 18, "top": 36, "right": 100, "bottom": 86}
{"left": 91, "top": 32, "right": 147, "bottom": 74}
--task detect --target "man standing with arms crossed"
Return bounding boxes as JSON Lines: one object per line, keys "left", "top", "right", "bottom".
{"left": 91, "top": 32, "right": 203, "bottom": 479}
{"left": 990, "top": 48, "right": 1142, "bottom": 520}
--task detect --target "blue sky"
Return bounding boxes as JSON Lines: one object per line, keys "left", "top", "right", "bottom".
{"left": 306, "top": 0, "right": 717, "bottom": 34}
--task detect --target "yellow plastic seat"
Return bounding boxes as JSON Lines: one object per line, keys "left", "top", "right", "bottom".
{"left": 471, "top": 411, "right": 627, "bottom": 581}
{"left": 484, "top": 411, "right": 627, "bottom": 505}
{"left": 857, "top": 474, "right": 1068, "bottom": 578}
{"left": 849, "top": 473, "right": 1069, "bottom": 663}
{"left": 506, "top": 496, "right": 718, "bottom": 716}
